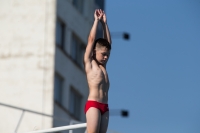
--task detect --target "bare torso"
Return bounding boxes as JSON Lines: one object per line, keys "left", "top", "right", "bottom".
{"left": 85, "top": 59, "right": 109, "bottom": 104}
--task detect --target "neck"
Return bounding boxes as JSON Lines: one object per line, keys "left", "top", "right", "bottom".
{"left": 93, "top": 58, "right": 106, "bottom": 68}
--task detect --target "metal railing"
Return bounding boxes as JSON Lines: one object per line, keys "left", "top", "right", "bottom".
{"left": 0, "top": 102, "right": 123, "bottom": 133}
{"left": 0, "top": 102, "right": 78, "bottom": 133}
{"left": 23, "top": 124, "right": 121, "bottom": 133}
{"left": 24, "top": 123, "right": 87, "bottom": 133}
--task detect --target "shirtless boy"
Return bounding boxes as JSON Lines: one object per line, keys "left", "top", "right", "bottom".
{"left": 84, "top": 9, "right": 112, "bottom": 133}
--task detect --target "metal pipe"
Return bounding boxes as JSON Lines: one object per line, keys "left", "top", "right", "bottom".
{"left": 0, "top": 102, "right": 69, "bottom": 123}
{"left": 23, "top": 123, "right": 87, "bottom": 133}
{"left": 14, "top": 110, "right": 25, "bottom": 133}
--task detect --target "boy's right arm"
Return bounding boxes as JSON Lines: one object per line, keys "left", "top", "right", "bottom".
{"left": 84, "top": 10, "right": 101, "bottom": 71}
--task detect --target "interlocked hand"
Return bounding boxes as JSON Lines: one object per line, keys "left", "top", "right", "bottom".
{"left": 94, "top": 9, "right": 103, "bottom": 21}
{"left": 101, "top": 10, "right": 107, "bottom": 24}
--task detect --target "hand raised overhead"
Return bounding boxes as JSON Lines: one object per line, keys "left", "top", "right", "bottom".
{"left": 94, "top": 9, "right": 104, "bottom": 21}
{"left": 101, "top": 10, "right": 107, "bottom": 24}
{"left": 97, "top": 9, "right": 107, "bottom": 23}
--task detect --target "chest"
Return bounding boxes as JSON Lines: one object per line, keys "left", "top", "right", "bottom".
{"left": 90, "top": 61, "right": 109, "bottom": 82}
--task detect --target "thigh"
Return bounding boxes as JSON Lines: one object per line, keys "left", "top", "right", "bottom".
{"left": 99, "top": 111, "right": 109, "bottom": 133}
{"left": 86, "top": 107, "right": 101, "bottom": 133}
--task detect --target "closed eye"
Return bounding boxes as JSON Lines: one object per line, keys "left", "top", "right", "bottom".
{"left": 102, "top": 53, "right": 109, "bottom": 56}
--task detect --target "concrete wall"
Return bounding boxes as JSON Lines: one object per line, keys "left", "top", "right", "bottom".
{"left": 0, "top": 0, "right": 56, "bottom": 132}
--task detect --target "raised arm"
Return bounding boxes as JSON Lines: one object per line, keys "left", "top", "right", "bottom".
{"left": 84, "top": 9, "right": 102, "bottom": 69}
{"left": 100, "top": 10, "right": 112, "bottom": 45}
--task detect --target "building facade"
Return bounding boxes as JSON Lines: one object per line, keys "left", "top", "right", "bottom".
{"left": 0, "top": 0, "right": 104, "bottom": 132}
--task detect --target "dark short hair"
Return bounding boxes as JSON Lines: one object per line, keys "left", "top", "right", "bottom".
{"left": 93, "top": 38, "right": 111, "bottom": 50}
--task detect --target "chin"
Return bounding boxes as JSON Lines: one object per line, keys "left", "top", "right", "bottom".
{"left": 101, "top": 61, "right": 106, "bottom": 65}
{"left": 96, "top": 59, "right": 106, "bottom": 65}
{"left": 98, "top": 61, "right": 104, "bottom": 65}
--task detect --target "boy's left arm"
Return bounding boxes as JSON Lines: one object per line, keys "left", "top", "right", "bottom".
{"left": 101, "top": 11, "right": 112, "bottom": 45}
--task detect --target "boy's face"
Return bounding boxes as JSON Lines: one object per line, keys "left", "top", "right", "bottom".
{"left": 94, "top": 47, "right": 110, "bottom": 65}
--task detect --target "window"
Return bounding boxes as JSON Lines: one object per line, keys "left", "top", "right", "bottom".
{"left": 54, "top": 73, "right": 64, "bottom": 105}
{"left": 56, "top": 18, "right": 65, "bottom": 49}
{"left": 71, "top": 34, "right": 85, "bottom": 69}
{"left": 72, "top": 0, "right": 83, "bottom": 13}
{"left": 95, "top": 0, "right": 104, "bottom": 9}
{"left": 69, "top": 87, "right": 82, "bottom": 120}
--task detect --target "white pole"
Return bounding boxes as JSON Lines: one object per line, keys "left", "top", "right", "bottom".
{"left": 24, "top": 123, "right": 87, "bottom": 133}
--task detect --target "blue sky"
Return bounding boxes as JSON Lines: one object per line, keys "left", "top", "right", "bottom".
{"left": 105, "top": 0, "right": 200, "bottom": 133}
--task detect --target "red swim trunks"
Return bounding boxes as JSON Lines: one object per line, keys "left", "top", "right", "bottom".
{"left": 84, "top": 100, "right": 109, "bottom": 115}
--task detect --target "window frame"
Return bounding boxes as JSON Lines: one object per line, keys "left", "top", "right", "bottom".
{"left": 56, "top": 17, "right": 66, "bottom": 50}
{"left": 71, "top": 33, "right": 86, "bottom": 69}
{"left": 54, "top": 72, "right": 64, "bottom": 105}
{"left": 69, "top": 86, "right": 82, "bottom": 120}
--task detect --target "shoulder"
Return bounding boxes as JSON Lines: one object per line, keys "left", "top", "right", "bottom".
{"left": 84, "top": 59, "right": 95, "bottom": 73}
{"left": 84, "top": 60, "right": 91, "bottom": 73}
